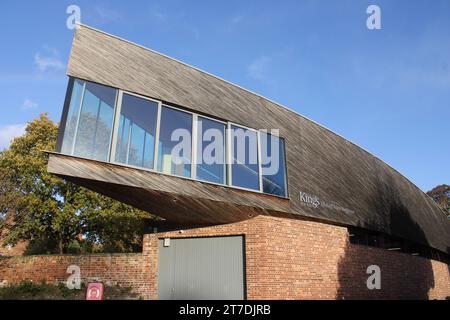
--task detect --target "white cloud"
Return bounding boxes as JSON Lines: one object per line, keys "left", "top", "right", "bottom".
{"left": 42, "top": 45, "right": 59, "bottom": 56}
{"left": 0, "top": 124, "right": 26, "bottom": 150}
{"left": 152, "top": 11, "right": 167, "bottom": 22}
{"left": 225, "top": 15, "right": 245, "bottom": 33}
{"left": 34, "top": 52, "right": 65, "bottom": 72}
{"left": 247, "top": 56, "right": 271, "bottom": 81}
{"left": 231, "top": 15, "right": 244, "bottom": 25}
{"left": 94, "top": 5, "right": 122, "bottom": 23}
{"left": 22, "top": 99, "right": 38, "bottom": 110}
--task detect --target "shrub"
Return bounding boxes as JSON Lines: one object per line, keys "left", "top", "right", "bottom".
{"left": 66, "top": 240, "right": 82, "bottom": 254}
{"left": 0, "top": 281, "right": 139, "bottom": 300}
{"left": 0, "top": 281, "right": 84, "bottom": 300}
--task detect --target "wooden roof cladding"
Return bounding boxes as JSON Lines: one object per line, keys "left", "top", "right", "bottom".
{"left": 55, "top": 24, "right": 450, "bottom": 254}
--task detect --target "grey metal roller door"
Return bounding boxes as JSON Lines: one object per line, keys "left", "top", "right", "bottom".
{"left": 158, "top": 236, "right": 245, "bottom": 300}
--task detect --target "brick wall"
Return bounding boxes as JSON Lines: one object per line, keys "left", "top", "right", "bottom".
{"left": 0, "top": 241, "right": 27, "bottom": 257}
{"left": 0, "top": 209, "right": 28, "bottom": 257}
{"left": 0, "top": 253, "right": 149, "bottom": 298}
{"left": 1, "top": 215, "right": 449, "bottom": 299}
{"left": 144, "top": 215, "right": 450, "bottom": 300}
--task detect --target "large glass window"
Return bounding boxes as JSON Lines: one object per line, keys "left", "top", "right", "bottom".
{"left": 260, "top": 131, "right": 287, "bottom": 197}
{"left": 61, "top": 79, "right": 117, "bottom": 162}
{"left": 114, "top": 93, "right": 158, "bottom": 169}
{"left": 230, "top": 125, "right": 260, "bottom": 191}
{"left": 157, "top": 106, "right": 192, "bottom": 177}
{"left": 58, "top": 78, "right": 289, "bottom": 197}
{"left": 196, "top": 117, "right": 226, "bottom": 184}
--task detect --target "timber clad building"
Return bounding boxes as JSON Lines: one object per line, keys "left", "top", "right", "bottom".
{"left": 47, "top": 25, "right": 450, "bottom": 299}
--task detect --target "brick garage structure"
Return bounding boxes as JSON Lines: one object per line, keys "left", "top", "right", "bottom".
{"left": 1, "top": 215, "right": 449, "bottom": 299}
{"left": 145, "top": 215, "right": 450, "bottom": 300}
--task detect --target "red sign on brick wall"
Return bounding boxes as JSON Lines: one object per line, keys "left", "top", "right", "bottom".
{"left": 86, "top": 283, "right": 104, "bottom": 300}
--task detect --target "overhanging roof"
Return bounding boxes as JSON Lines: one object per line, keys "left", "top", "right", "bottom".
{"left": 47, "top": 153, "right": 295, "bottom": 225}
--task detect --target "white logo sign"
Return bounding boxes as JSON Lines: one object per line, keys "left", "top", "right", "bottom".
{"left": 299, "top": 191, "right": 355, "bottom": 215}
{"left": 299, "top": 191, "right": 321, "bottom": 208}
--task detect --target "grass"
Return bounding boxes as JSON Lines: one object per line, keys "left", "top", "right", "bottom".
{"left": 0, "top": 281, "right": 140, "bottom": 300}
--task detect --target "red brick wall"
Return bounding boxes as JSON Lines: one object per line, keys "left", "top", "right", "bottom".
{"left": 0, "top": 253, "right": 149, "bottom": 298}
{"left": 0, "top": 241, "right": 27, "bottom": 257}
{"left": 144, "top": 215, "right": 450, "bottom": 300}
{"left": 1, "top": 215, "right": 449, "bottom": 299}
{"left": 0, "top": 209, "right": 28, "bottom": 257}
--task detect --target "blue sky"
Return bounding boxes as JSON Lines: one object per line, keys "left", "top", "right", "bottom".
{"left": 0, "top": 0, "right": 449, "bottom": 192}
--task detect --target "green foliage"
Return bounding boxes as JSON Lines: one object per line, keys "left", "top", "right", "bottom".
{"left": 0, "top": 281, "right": 139, "bottom": 300}
{"left": 0, "top": 114, "right": 155, "bottom": 254}
{"left": 23, "top": 238, "right": 59, "bottom": 255}
{"left": 427, "top": 184, "right": 450, "bottom": 217}
{"left": 66, "top": 240, "right": 82, "bottom": 254}
{"left": 0, "top": 282, "right": 83, "bottom": 300}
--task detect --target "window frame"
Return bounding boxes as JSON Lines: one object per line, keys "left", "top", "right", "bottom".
{"left": 59, "top": 78, "right": 290, "bottom": 199}
{"left": 194, "top": 114, "right": 228, "bottom": 185}
{"left": 228, "top": 122, "right": 262, "bottom": 193}
{"left": 56, "top": 77, "right": 75, "bottom": 153}
{"left": 259, "top": 130, "right": 289, "bottom": 198}
{"left": 70, "top": 80, "right": 87, "bottom": 156}
{"left": 157, "top": 103, "right": 194, "bottom": 178}
{"left": 60, "top": 78, "right": 118, "bottom": 161}
{"left": 110, "top": 90, "right": 161, "bottom": 171}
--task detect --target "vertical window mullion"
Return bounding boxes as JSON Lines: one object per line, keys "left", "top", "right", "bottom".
{"left": 105, "top": 90, "right": 118, "bottom": 163}
{"left": 223, "top": 122, "right": 227, "bottom": 185}
{"left": 153, "top": 102, "right": 162, "bottom": 171}
{"left": 257, "top": 130, "right": 263, "bottom": 193}
{"left": 70, "top": 82, "right": 86, "bottom": 155}
{"left": 56, "top": 78, "right": 75, "bottom": 153}
{"left": 226, "top": 122, "right": 232, "bottom": 186}
{"left": 109, "top": 90, "right": 123, "bottom": 163}
{"left": 191, "top": 114, "right": 198, "bottom": 179}
{"left": 282, "top": 139, "right": 288, "bottom": 197}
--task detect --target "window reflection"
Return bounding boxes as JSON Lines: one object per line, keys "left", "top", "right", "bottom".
{"left": 196, "top": 117, "right": 226, "bottom": 184}
{"left": 157, "top": 106, "right": 192, "bottom": 177}
{"left": 260, "top": 132, "right": 287, "bottom": 197}
{"left": 61, "top": 79, "right": 84, "bottom": 155}
{"left": 230, "top": 125, "right": 260, "bottom": 191}
{"left": 115, "top": 94, "right": 158, "bottom": 169}
{"left": 61, "top": 79, "right": 117, "bottom": 162}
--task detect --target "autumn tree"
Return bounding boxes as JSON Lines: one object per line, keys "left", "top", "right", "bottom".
{"left": 427, "top": 184, "right": 450, "bottom": 217}
{"left": 0, "top": 113, "right": 154, "bottom": 254}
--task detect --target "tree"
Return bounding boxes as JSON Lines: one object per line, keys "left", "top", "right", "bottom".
{"left": 0, "top": 113, "right": 155, "bottom": 254}
{"left": 426, "top": 184, "right": 450, "bottom": 217}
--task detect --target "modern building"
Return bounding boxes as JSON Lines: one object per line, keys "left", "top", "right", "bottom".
{"left": 47, "top": 24, "right": 450, "bottom": 300}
